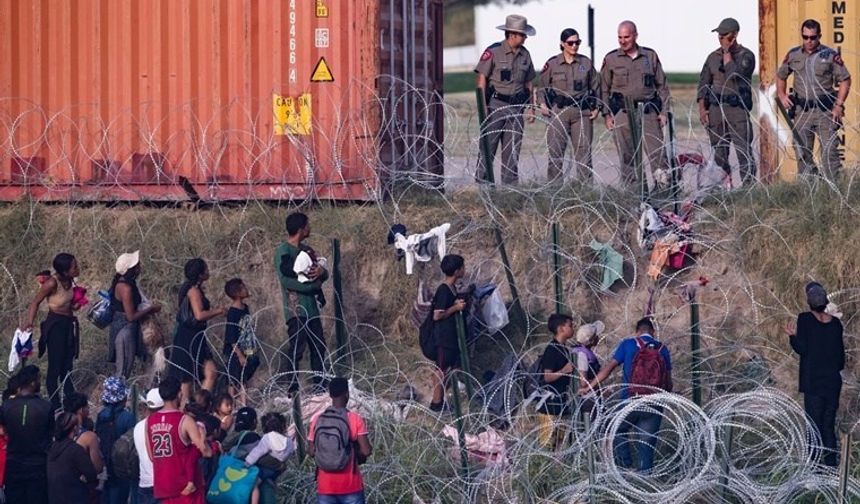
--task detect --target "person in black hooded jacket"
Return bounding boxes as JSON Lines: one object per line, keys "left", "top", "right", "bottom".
{"left": 47, "top": 412, "right": 98, "bottom": 504}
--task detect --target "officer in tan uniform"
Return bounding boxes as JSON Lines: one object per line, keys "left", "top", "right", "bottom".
{"left": 475, "top": 14, "right": 537, "bottom": 184}
{"left": 697, "top": 18, "right": 757, "bottom": 188}
{"left": 539, "top": 28, "right": 600, "bottom": 181}
{"left": 777, "top": 19, "right": 851, "bottom": 179}
{"left": 600, "top": 20, "right": 670, "bottom": 187}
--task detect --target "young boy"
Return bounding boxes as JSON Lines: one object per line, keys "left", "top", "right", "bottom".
{"left": 224, "top": 278, "right": 261, "bottom": 405}
{"left": 244, "top": 412, "right": 295, "bottom": 504}
{"left": 429, "top": 254, "right": 468, "bottom": 412}
{"left": 537, "top": 313, "right": 576, "bottom": 449}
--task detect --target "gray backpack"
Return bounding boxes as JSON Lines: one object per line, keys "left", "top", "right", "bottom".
{"left": 313, "top": 407, "right": 352, "bottom": 472}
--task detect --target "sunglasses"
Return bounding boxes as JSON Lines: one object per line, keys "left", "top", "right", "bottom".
{"left": 565, "top": 40, "right": 582, "bottom": 46}
{"left": 802, "top": 34, "right": 819, "bottom": 40}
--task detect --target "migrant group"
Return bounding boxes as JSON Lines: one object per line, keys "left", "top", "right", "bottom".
{"left": 478, "top": 15, "right": 851, "bottom": 186}
{"left": 2, "top": 212, "right": 372, "bottom": 504}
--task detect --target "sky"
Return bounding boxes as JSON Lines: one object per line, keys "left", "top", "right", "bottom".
{"left": 446, "top": 0, "right": 759, "bottom": 73}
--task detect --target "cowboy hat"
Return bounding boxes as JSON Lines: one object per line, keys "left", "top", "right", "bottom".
{"left": 496, "top": 14, "right": 536, "bottom": 37}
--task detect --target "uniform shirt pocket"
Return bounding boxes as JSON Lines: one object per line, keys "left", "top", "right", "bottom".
{"left": 814, "top": 60, "right": 830, "bottom": 77}
{"left": 614, "top": 68, "right": 629, "bottom": 87}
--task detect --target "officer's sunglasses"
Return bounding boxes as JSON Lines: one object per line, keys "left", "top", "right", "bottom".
{"left": 802, "top": 34, "right": 819, "bottom": 41}
{"left": 565, "top": 40, "right": 582, "bottom": 46}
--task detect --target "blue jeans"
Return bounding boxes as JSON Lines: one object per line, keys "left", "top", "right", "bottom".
{"left": 137, "top": 486, "right": 159, "bottom": 504}
{"left": 318, "top": 491, "right": 366, "bottom": 504}
{"left": 102, "top": 478, "right": 131, "bottom": 504}
{"left": 613, "top": 408, "right": 663, "bottom": 473}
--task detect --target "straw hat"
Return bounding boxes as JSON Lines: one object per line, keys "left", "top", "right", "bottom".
{"left": 115, "top": 250, "right": 140, "bottom": 275}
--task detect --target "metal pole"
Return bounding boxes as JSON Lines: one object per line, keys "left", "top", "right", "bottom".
{"left": 758, "top": 0, "right": 779, "bottom": 183}
{"left": 552, "top": 221, "right": 563, "bottom": 314}
{"left": 690, "top": 297, "right": 702, "bottom": 406}
{"left": 838, "top": 431, "right": 851, "bottom": 504}
{"left": 588, "top": 5, "right": 595, "bottom": 65}
{"left": 718, "top": 423, "right": 735, "bottom": 501}
{"left": 476, "top": 88, "right": 495, "bottom": 183}
{"left": 667, "top": 108, "right": 680, "bottom": 214}
{"left": 292, "top": 392, "right": 306, "bottom": 461}
{"left": 493, "top": 226, "right": 526, "bottom": 333}
{"left": 450, "top": 369, "right": 471, "bottom": 483}
{"left": 331, "top": 238, "right": 347, "bottom": 375}
{"left": 455, "top": 312, "right": 474, "bottom": 402}
{"left": 583, "top": 409, "right": 596, "bottom": 501}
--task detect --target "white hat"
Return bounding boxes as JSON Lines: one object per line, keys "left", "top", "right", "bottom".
{"left": 115, "top": 250, "right": 140, "bottom": 275}
{"left": 576, "top": 321, "right": 605, "bottom": 345}
{"left": 496, "top": 14, "right": 536, "bottom": 37}
{"left": 142, "top": 388, "right": 164, "bottom": 409}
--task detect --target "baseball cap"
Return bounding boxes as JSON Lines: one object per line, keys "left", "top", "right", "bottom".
{"left": 576, "top": 321, "right": 605, "bottom": 345}
{"left": 115, "top": 250, "right": 140, "bottom": 275}
{"left": 143, "top": 388, "right": 164, "bottom": 409}
{"left": 235, "top": 407, "right": 258, "bottom": 431}
{"left": 712, "top": 18, "right": 740, "bottom": 35}
{"left": 805, "top": 282, "right": 829, "bottom": 309}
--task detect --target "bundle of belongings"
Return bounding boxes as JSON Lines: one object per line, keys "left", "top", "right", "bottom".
{"left": 638, "top": 203, "right": 694, "bottom": 280}
{"left": 388, "top": 223, "right": 451, "bottom": 275}
{"left": 441, "top": 424, "right": 508, "bottom": 470}
{"left": 412, "top": 280, "right": 508, "bottom": 347}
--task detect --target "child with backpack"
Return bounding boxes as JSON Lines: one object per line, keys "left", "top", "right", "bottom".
{"left": 578, "top": 317, "right": 672, "bottom": 473}
{"left": 307, "top": 377, "right": 372, "bottom": 504}
{"left": 95, "top": 376, "right": 137, "bottom": 504}
{"left": 244, "top": 412, "right": 295, "bottom": 504}
{"left": 224, "top": 278, "right": 261, "bottom": 406}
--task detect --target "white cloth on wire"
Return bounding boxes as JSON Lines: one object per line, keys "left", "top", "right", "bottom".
{"left": 393, "top": 223, "right": 451, "bottom": 275}
{"left": 8, "top": 328, "right": 33, "bottom": 372}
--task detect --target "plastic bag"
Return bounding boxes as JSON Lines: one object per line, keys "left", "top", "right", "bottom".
{"left": 481, "top": 289, "right": 509, "bottom": 333}
{"left": 86, "top": 290, "right": 113, "bottom": 329}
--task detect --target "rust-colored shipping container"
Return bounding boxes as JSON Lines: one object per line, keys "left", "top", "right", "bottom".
{"left": 0, "top": 0, "right": 443, "bottom": 201}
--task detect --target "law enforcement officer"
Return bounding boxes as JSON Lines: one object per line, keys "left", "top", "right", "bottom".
{"left": 539, "top": 28, "right": 600, "bottom": 181}
{"left": 475, "top": 14, "right": 537, "bottom": 184}
{"left": 697, "top": 18, "right": 757, "bottom": 188}
{"left": 600, "top": 21, "right": 670, "bottom": 187}
{"left": 776, "top": 19, "right": 851, "bottom": 179}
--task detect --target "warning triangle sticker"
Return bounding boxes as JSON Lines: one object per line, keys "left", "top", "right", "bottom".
{"left": 310, "top": 57, "right": 334, "bottom": 82}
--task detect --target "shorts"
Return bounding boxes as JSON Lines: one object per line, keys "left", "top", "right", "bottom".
{"left": 435, "top": 346, "right": 460, "bottom": 371}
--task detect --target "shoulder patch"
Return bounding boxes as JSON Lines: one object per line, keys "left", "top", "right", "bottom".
{"left": 834, "top": 53, "right": 844, "bottom": 66}
{"left": 480, "top": 50, "right": 493, "bottom": 62}
{"left": 542, "top": 61, "right": 550, "bottom": 73}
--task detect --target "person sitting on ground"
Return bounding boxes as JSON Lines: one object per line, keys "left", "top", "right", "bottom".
{"left": 95, "top": 376, "right": 136, "bottom": 504}
{"left": 223, "top": 278, "right": 261, "bottom": 406}
{"left": 308, "top": 377, "right": 372, "bottom": 504}
{"left": 222, "top": 407, "right": 261, "bottom": 459}
{"left": 786, "top": 281, "right": 845, "bottom": 467}
{"left": 0, "top": 365, "right": 54, "bottom": 504}
{"left": 536, "top": 313, "right": 576, "bottom": 449}
{"left": 579, "top": 317, "right": 672, "bottom": 473}
{"left": 47, "top": 412, "right": 99, "bottom": 504}
{"left": 429, "top": 254, "right": 468, "bottom": 412}
{"left": 199, "top": 414, "right": 224, "bottom": 490}
{"left": 245, "top": 412, "right": 295, "bottom": 504}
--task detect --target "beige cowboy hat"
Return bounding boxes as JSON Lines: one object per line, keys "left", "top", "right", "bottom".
{"left": 496, "top": 14, "right": 536, "bottom": 37}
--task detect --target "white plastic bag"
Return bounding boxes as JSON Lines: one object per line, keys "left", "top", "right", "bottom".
{"left": 481, "top": 289, "right": 509, "bottom": 333}
{"left": 8, "top": 328, "right": 33, "bottom": 372}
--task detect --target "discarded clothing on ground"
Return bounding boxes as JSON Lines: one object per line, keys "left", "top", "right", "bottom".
{"left": 588, "top": 240, "right": 624, "bottom": 291}
{"left": 639, "top": 203, "right": 693, "bottom": 279}
{"left": 442, "top": 425, "right": 508, "bottom": 469}
{"left": 392, "top": 223, "right": 451, "bottom": 274}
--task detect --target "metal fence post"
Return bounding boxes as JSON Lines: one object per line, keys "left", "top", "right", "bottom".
{"left": 690, "top": 297, "right": 702, "bottom": 406}
{"left": 476, "top": 88, "right": 495, "bottom": 184}
{"left": 552, "top": 221, "right": 563, "bottom": 314}
{"left": 331, "top": 238, "right": 347, "bottom": 375}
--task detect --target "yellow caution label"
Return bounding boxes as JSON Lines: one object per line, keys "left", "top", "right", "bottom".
{"left": 310, "top": 57, "right": 334, "bottom": 82}
{"left": 315, "top": 0, "right": 328, "bottom": 17}
{"left": 273, "top": 93, "right": 312, "bottom": 136}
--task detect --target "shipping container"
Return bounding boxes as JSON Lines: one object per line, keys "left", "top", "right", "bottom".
{"left": 0, "top": 0, "right": 444, "bottom": 201}
{"left": 759, "top": 0, "right": 858, "bottom": 180}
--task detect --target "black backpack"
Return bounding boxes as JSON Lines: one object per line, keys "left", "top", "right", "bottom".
{"left": 110, "top": 428, "right": 139, "bottom": 481}
{"left": 95, "top": 408, "right": 121, "bottom": 477}
{"left": 418, "top": 303, "right": 437, "bottom": 361}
